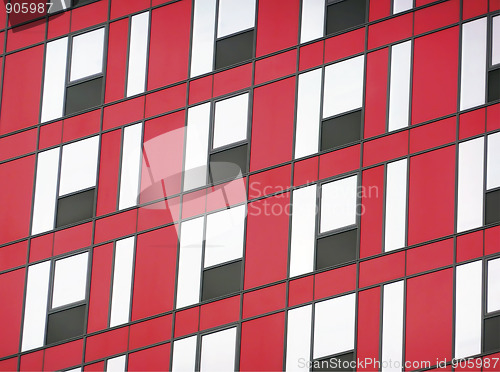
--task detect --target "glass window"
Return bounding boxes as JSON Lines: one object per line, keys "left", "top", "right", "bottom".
{"left": 217, "top": 0, "right": 255, "bottom": 38}
{"left": 316, "top": 229, "right": 357, "bottom": 269}
{"left": 65, "top": 77, "right": 104, "bottom": 115}
{"left": 172, "top": 336, "right": 197, "bottom": 372}
{"left": 384, "top": 159, "right": 408, "bottom": 252}
{"left": 200, "top": 328, "right": 237, "bottom": 372}
{"left": 381, "top": 281, "right": 404, "bottom": 372}
{"left": 70, "top": 28, "right": 105, "bottom": 82}
{"left": 52, "top": 253, "right": 89, "bottom": 308}
{"left": 285, "top": 305, "right": 313, "bottom": 372}
{"left": 126, "top": 12, "right": 150, "bottom": 97}
{"left": 201, "top": 260, "right": 242, "bottom": 301}
{"left": 320, "top": 175, "right": 357, "bottom": 233}
{"left": 213, "top": 93, "right": 249, "bottom": 149}
{"left": 215, "top": 30, "right": 254, "bottom": 70}
{"left": 326, "top": 0, "right": 367, "bottom": 36}
{"left": 118, "top": 123, "right": 143, "bottom": 210}
{"left": 46, "top": 305, "right": 86, "bottom": 344}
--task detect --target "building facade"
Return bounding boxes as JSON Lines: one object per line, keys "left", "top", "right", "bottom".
{"left": 0, "top": 0, "right": 499, "bottom": 370}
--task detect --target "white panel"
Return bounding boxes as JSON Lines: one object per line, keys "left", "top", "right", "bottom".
{"left": 204, "top": 205, "right": 245, "bottom": 268}
{"left": 457, "top": 138, "right": 484, "bottom": 232}
{"left": 172, "top": 336, "right": 197, "bottom": 372}
{"left": 190, "top": 0, "right": 217, "bottom": 77}
{"left": 320, "top": 175, "right": 357, "bottom": 233}
{"left": 126, "top": 12, "right": 150, "bottom": 97}
{"left": 295, "top": 68, "right": 322, "bottom": 158}
{"left": 492, "top": 16, "right": 500, "bottom": 65}
{"left": 323, "top": 55, "right": 364, "bottom": 118}
{"left": 41, "top": 37, "right": 68, "bottom": 122}
{"left": 109, "top": 237, "right": 135, "bottom": 327}
{"left": 118, "top": 123, "right": 143, "bottom": 209}
{"left": 217, "top": 0, "right": 256, "bottom": 38}
{"left": 455, "top": 261, "right": 482, "bottom": 359}
{"left": 393, "top": 0, "right": 412, "bottom": 14}
{"left": 388, "top": 41, "right": 412, "bottom": 131}
{"left": 106, "top": 355, "right": 127, "bottom": 372}
{"left": 289, "top": 185, "right": 317, "bottom": 277}
{"left": 70, "top": 28, "right": 105, "bottom": 81}
{"left": 32, "top": 148, "right": 60, "bottom": 235}
{"left": 313, "top": 293, "right": 356, "bottom": 358}
{"left": 59, "top": 136, "right": 99, "bottom": 196}
{"left": 460, "top": 18, "right": 487, "bottom": 110}
{"left": 21, "top": 261, "right": 51, "bottom": 351}
{"left": 213, "top": 93, "right": 249, "bottom": 149}
{"left": 286, "top": 305, "right": 312, "bottom": 372}
{"left": 300, "top": 0, "right": 325, "bottom": 43}
{"left": 184, "top": 103, "right": 211, "bottom": 191}
{"left": 200, "top": 328, "right": 237, "bottom": 372}
{"left": 52, "top": 252, "right": 89, "bottom": 308}
{"left": 487, "top": 258, "right": 500, "bottom": 313}
{"left": 487, "top": 132, "right": 500, "bottom": 190}
{"left": 384, "top": 159, "right": 407, "bottom": 252}
{"left": 176, "top": 217, "right": 204, "bottom": 308}
{"left": 381, "top": 281, "right": 405, "bottom": 372}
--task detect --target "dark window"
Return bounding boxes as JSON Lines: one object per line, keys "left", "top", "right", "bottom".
{"left": 56, "top": 188, "right": 95, "bottom": 228}
{"left": 485, "top": 189, "right": 500, "bottom": 225}
{"left": 46, "top": 305, "right": 86, "bottom": 344}
{"left": 321, "top": 110, "right": 362, "bottom": 151}
{"left": 202, "top": 260, "right": 242, "bottom": 301}
{"left": 316, "top": 229, "right": 357, "bottom": 270}
{"left": 483, "top": 315, "right": 500, "bottom": 353}
{"left": 488, "top": 68, "right": 500, "bottom": 103}
{"left": 65, "top": 77, "right": 104, "bottom": 116}
{"left": 215, "top": 30, "right": 254, "bottom": 70}
{"left": 209, "top": 144, "right": 248, "bottom": 184}
{"left": 313, "top": 352, "right": 355, "bottom": 371}
{"left": 326, "top": 0, "right": 367, "bottom": 36}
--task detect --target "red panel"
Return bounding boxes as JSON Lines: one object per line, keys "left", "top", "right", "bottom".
{"left": 491, "top": 0, "right": 500, "bottom": 11}
{"left": 94, "top": 209, "right": 137, "bottom": 244}
{"left": 188, "top": 75, "right": 213, "bottom": 105}
{"left": 324, "top": 28, "right": 365, "bottom": 63}
{"left": 174, "top": 307, "right": 199, "bottom": 338}
{"left": 457, "top": 231, "right": 484, "bottom": 263}
{"left": 145, "top": 84, "right": 187, "bottom": 118}
{"left": 85, "top": 327, "right": 129, "bottom": 362}
{"left": 19, "top": 350, "right": 43, "bottom": 371}
{"left": 213, "top": 63, "right": 253, "bottom": 97}
{"left": 0, "top": 128, "right": 37, "bottom": 162}
{"left": 0, "top": 46, "right": 43, "bottom": 135}
{"left": 39, "top": 121, "right": 63, "bottom": 150}
{"left": 6, "top": 20, "right": 45, "bottom": 52}
{"left": 405, "top": 269, "right": 453, "bottom": 370}
{"left": 29, "top": 233, "right": 53, "bottom": 263}
{"left": 462, "top": 0, "right": 488, "bottom": 19}
{"left": 483, "top": 352, "right": 500, "bottom": 371}
{"left": 140, "top": 111, "right": 185, "bottom": 203}
{"left": 369, "top": 0, "right": 391, "bottom": 21}
{"left": 127, "top": 343, "right": 170, "bottom": 372}
{"left": 242, "top": 283, "right": 286, "bottom": 318}
{"left": 200, "top": 296, "right": 240, "bottom": 331}
{"left": 105, "top": 19, "right": 128, "bottom": 103}
{"left": 359, "top": 251, "right": 405, "bottom": 287}
{"left": 408, "top": 146, "right": 455, "bottom": 245}
{"left": 411, "top": 27, "right": 459, "bottom": 125}
{"left": 459, "top": 108, "right": 485, "bottom": 140}
{"left": 53, "top": 222, "right": 92, "bottom": 256}
{"left": 250, "top": 77, "right": 295, "bottom": 171}
{"left": 414, "top": 0, "right": 460, "bottom": 36}
{"left": 148, "top": 0, "right": 191, "bottom": 89}
{"left": 299, "top": 41, "right": 324, "bottom": 71}
{"left": 0, "top": 358, "right": 17, "bottom": 371}
{"left": 255, "top": 51, "right": 296, "bottom": 85}
{"left": 206, "top": 178, "right": 248, "bottom": 213}
{"left": 239, "top": 313, "right": 285, "bottom": 372}
{"left": 363, "top": 131, "right": 408, "bottom": 167}
{"left": 0, "top": 156, "right": 35, "bottom": 245}
{"left": 486, "top": 103, "right": 500, "bottom": 132}
{"left": 319, "top": 144, "right": 360, "bottom": 180}
{"left": 410, "top": 117, "right": 456, "bottom": 153}
{"left": 406, "top": 238, "right": 454, "bottom": 276}
{"left": 102, "top": 96, "right": 145, "bottom": 131}
{"left": 181, "top": 189, "right": 206, "bottom": 219}
{"left": 248, "top": 165, "right": 291, "bottom": 200}
{"left": 84, "top": 362, "right": 105, "bottom": 371}
{"left": 43, "top": 339, "right": 83, "bottom": 372}
{"left": 357, "top": 287, "right": 381, "bottom": 371}
{"left": 62, "top": 109, "right": 101, "bottom": 143}
{"left": 359, "top": 166, "right": 384, "bottom": 258}
{"left": 0, "top": 241, "right": 27, "bottom": 271}
{"left": 364, "top": 48, "right": 389, "bottom": 138}
{"left": 137, "top": 197, "right": 181, "bottom": 232}
{"left": 96, "top": 130, "right": 121, "bottom": 216}
{"left": 70, "top": 0, "right": 107, "bottom": 32}
{"left": 110, "top": 0, "right": 149, "bottom": 19}
{"left": 288, "top": 275, "right": 314, "bottom": 307}
{"left": 129, "top": 315, "right": 173, "bottom": 350}
{"left": 245, "top": 194, "right": 290, "bottom": 289}
{"left": 255, "top": 0, "right": 300, "bottom": 57}
{"left": 132, "top": 226, "right": 178, "bottom": 320}
{"left": 415, "top": 0, "right": 440, "bottom": 5}
{"left": 368, "top": 14, "right": 412, "bottom": 50}
{"left": 87, "top": 243, "right": 113, "bottom": 333}
{"left": 485, "top": 225, "right": 500, "bottom": 255}
{"left": 47, "top": 12, "right": 70, "bottom": 40}
{"left": 314, "top": 264, "right": 356, "bottom": 300}
{"left": 293, "top": 156, "right": 318, "bottom": 187}
{"left": 0, "top": 269, "right": 24, "bottom": 358}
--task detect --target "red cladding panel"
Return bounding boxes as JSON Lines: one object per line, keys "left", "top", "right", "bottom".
{"left": 137, "top": 197, "right": 181, "bottom": 232}
{"left": 255, "top": 51, "right": 296, "bottom": 85}
{"left": 105, "top": 19, "right": 128, "bottom": 103}
{"left": 0, "top": 46, "right": 43, "bottom": 135}
{"left": 405, "top": 269, "right": 453, "bottom": 369}
{"left": 487, "top": 103, "right": 500, "bottom": 131}
{"left": 53, "top": 222, "right": 92, "bottom": 256}
{"left": 213, "top": 63, "right": 253, "bottom": 97}
{"left": 148, "top": 1, "right": 191, "bottom": 89}
{"left": 189, "top": 76, "right": 213, "bottom": 105}
{"left": 250, "top": 78, "right": 295, "bottom": 171}
{"left": 359, "top": 166, "right": 384, "bottom": 258}
{"left": 0, "top": 156, "right": 35, "bottom": 245}
{"left": 319, "top": 144, "right": 360, "bottom": 180}
{"left": 359, "top": 251, "right": 405, "bottom": 287}
{"left": 288, "top": 275, "right": 314, "bottom": 307}
{"left": 456, "top": 230, "right": 484, "bottom": 263}
{"left": 255, "top": 0, "right": 300, "bottom": 57}
{"left": 131, "top": 226, "right": 178, "bottom": 320}
{"left": 368, "top": 0, "right": 391, "bottom": 21}
{"left": 206, "top": 178, "right": 248, "bottom": 213}
{"left": 414, "top": 0, "right": 460, "bottom": 36}
{"left": 411, "top": 27, "right": 459, "bottom": 125}
{"left": 368, "top": 14, "right": 412, "bottom": 50}
{"left": 459, "top": 108, "right": 486, "bottom": 140}
{"left": 0, "top": 241, "right": 27, "bottom": 271}
{"left": 363, "top": 131, "right": 408, "bottom": 167}
{"left": 293, "top": 156, "right": 319, "bottom": 187}
{"left": 0, "top": 128, "right": 37, "bottom": 163}
{"left": 491, "top": 0, "right": 500, "bottom": 11}
{"left": 357, "top": 287, "right": 381, "bottom": 371}
{"left": 364, "top": 48, "right": 389, "bottom": 139}
{"left": 110, "top": 0, "right": 149, "bottom": 19}
{"left": 39, "top": 121, "right": 63, "bottom": 150}
{"left": 299, "top": 41, "right": 324, "bottom": 71}
{"left": 6, "top": 20, "right": 45, "bottom": 52}
{"left": 47, "top": 12, "right": 70, "bottom": 40}
{"left": 174, "top": 307, "right": 199, "bottom": 338}
{"left": 248, "top": 165, "right": 291, "bottom": 200}
{"left": 463, "top": 0, "right": 488, "bottom": 19}
{"left": 94, "top": 209, "right": 137, "bottom": 244}
{"left": 406, "top": 238, "right": 454, "bottom": 276}
{"left": 181, "top": 189, "right": 206, "bottom": 219}
{"left": 145, "top": 84, "right": 187, "bottom": 118}
{"left": 129, "top": 315, "right": 173, "bottom": 350}
{"left": 324, "top": 28, "right": 365, "bottom": 63}
{"left": 200, "top": 296, "right": 240, "bottom": 331}
{"left": 314, "top": 265, "right": 356, "bottom": 300}
{"left": 0, "top": 358, "right": 17, "bottom": 371}
{"left": 62, "top": 109, "right": 101, "bottom": 143}
{"left": 19, "top": 350, "right": 43, "bottom": 371}
{"left": 245, "top": 194, "right": 290, "bottom": 289}
{"left": 408, "top": 146, "right": 455, "bottom": 245}
{"left": 410, "top": 117, "right": 456, "bottom": 153}
{"left": 485, "top": 225, "right": 500, "bottom": 255}
{"left": 84, "top": 362, "right": 105, "bottom": 371}
{"left": 70, "top": 0, "right": 107, "bottom": 32}
{"left": 43, "top": 339, "right": 83, "bottom": 372}
{"left": 127, "top": 343, "right": 171, "bottom": 372}
{"left": 242, "top": 283, "right": 287, "bottom": 319}
{"left": 0, "top": 269, "right": 25, "bottom": 358}
{"left": 103, "top": 97, "right": 145, "bottom": 131}
{"left": 96, "top": 130, "right": 121, "bottom": 216}
{"left": 29, "top": 234, "right": 53, "bottom": 263}
{"left": 85, "top": 327, "right": 129, "bottom": 362}
{"left": 239, "top": 313, "right": 285, "bottom": 372}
